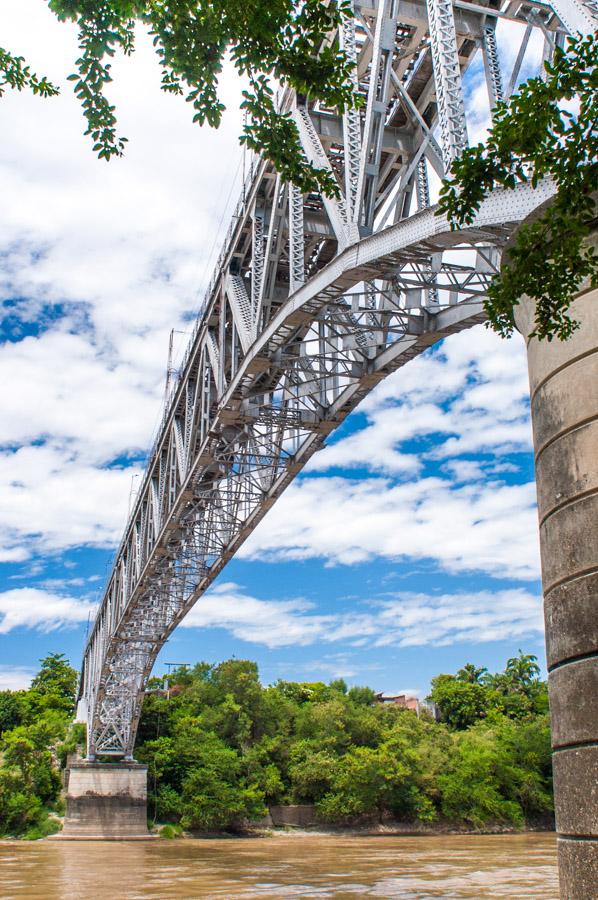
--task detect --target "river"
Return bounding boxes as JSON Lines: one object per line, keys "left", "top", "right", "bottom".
{"left": 0, "top": 833, "right": 557, "bottom": 899}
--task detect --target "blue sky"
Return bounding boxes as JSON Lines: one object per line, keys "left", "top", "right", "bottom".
{"left": 0, "top": 3, "right": 547, "bottom": 696}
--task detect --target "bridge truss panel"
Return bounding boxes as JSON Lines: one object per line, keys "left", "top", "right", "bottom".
{"left": 77, "top": 0, "right": 571, "bottom": 758}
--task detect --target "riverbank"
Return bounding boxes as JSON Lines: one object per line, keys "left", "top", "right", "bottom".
{"left": 153, "top": 815, "right": 555, "bottom": 841}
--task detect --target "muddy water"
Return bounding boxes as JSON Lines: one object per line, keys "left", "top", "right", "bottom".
{"left": 0, "top": 833, "right": 557, "bottom": 899}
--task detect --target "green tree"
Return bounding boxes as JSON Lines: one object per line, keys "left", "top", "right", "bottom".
{"left": 428, "top": 674, "right": 491, "bottom": 730}
{"left": 287, "top": 740, "right": 338, "bottom": 803}
{"left": 138, "top": 720, "right": 266, "bottom": 830}
{"left": 347, "top": 685, "right": 376, "bottom": 706}
{"left": 316, "top": 740, "right": 434, "bottom": 825}
{"left": 456, "top": 663, "right": 488, "bottom": 684}
{"left": 504, "top": 650, "right": 541, "bottom": 694}
{"left": 439, "top": 31, "right": 597, "bottom": 342}
{"left": 438, "top": 728, "right": 524, "bottom": 828}
{"left": 0, "top": 691, "right": 22, "bottom": 736}
{"left": 29, "top": 653, "right": 78, "bottom": 715}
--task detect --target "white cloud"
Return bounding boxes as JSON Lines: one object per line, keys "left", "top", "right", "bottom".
{"left": 0, "top": 444, "right": 143, "bottom": 559}
{"left": 0, "top": 587, "right": 97, "bottom": 634}
{"left": 0, "top": 1, "right": 246, "bottom": 561}
{"left": 180, "top": 582, "right": 356, "bottom": 648}
{"left": 241, "top": 475, "right": 540, "bottom": 580}
{"left": 179, "top": 582, "right": 543, "bottom": 650}
{"left": 0, "top": 666, "right": 36, "bottom": 691}
{"left": 372, "top": 589, "right": 543, "bottom": 647}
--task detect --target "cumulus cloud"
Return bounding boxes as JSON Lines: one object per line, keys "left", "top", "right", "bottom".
{"left": 0, "top": 1, "right": 245, "bottom": 561}
{"left": 372, "top": 589, "right": 543, "bottom": 647}
{"left": 0, "top": 444, "right": 143, "bottom": 559}
{"left": 179, "top": 582, "right": 543, "bottom": 650}
{"left": 241, "top": 475, "right": 540, "bottom": 580}
{"left": 0, "top": 587, "right": 97, "bottom": 634}
{"left": 181, "top": 582, "right": 372, "bottom": 648}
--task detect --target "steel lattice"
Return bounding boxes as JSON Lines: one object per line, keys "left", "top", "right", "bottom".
{"left": 75, "top": 0, "right": 596, "bottom": 758}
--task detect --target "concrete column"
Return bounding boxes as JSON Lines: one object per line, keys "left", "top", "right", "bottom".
{"left": 59, "top": 761, "right": 151, "bottom": 840}
{"left": 515, "top": 268, "right": 598, "bottom": 897}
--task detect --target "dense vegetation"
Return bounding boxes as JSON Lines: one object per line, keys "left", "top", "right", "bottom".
{"left": 0, "top": 650, "right": 553, "bottom": 838}
{"left": 0, "top": 653, "right": 82, "bottom": 839}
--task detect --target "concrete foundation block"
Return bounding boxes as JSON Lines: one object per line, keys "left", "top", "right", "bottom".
{"left": 59, "top": 761, "right": 152, "bottom": 840}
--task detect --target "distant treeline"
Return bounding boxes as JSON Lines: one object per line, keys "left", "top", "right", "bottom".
{"left": 0, "top": 651, "right": 552, "bottom": 838}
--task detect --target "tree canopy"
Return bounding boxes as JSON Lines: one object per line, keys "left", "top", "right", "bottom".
{"left": 0, "top": 651, "right": 552, "bottom": 837}
{"left": 439, "top": 31, "right": 598, "bottom": 342}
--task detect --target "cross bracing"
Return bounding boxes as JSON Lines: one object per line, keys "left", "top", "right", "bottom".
{"left": 76, "top": 0, "right": 595, "bottom": 758}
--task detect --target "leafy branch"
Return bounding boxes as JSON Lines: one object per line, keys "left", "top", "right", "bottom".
{"left": 438, "top": 31, "right": 598, "bottom": 341}
{"left": 47, "top": 0, "right": 360, "bottom": 195}
{"left": 0, "top": 46, "right": 59, "bottom": 98}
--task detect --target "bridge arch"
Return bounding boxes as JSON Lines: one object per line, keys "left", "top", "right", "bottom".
{"left": 75, "top": 0, "right": 594, "bottom": 760}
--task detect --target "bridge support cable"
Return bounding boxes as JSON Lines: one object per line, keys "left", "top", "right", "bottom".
{"left": 76, "top": 0, "right": 567, "bottom": 759}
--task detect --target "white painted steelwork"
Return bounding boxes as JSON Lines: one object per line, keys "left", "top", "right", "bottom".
{"left": 77, "top": 0, "right": 595, "bottom": 758}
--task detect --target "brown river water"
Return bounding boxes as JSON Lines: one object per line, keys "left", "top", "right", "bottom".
{"left": 0, "top": 833, "right": 558, "bottom": 899}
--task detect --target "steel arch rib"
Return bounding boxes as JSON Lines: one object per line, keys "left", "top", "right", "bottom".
{"left": 79, "top": 179, "right": 554, "bottom": 758}
{"left": 76, "top": 0, "right": 576, "bottom": 758}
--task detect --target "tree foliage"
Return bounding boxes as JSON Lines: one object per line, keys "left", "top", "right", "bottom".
{"left": 0, "top": 46, "right": 58, "bottom": 98}
{"left": 0, "top": 651, "right": 553, "bottom": 837}
{"left": 0, "top": 655, "right": 81, "bottom": 839}
{"left": 439, "top": 31, "right": 598, "bottom": 342}
{"left": 31, "top": 652, "right": 78, "bottom": 712}
{"left": 40, "top": 0, "right": 358, "bottom": 195}
{"left": 429, "top": 651, "right": 548, "bottom": 730}
{"left": 135, "top": 653, "right": 552, "bottom": 832}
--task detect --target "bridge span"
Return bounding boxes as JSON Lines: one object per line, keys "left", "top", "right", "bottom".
{"left": 74, "top": 0, "right": 593, "bottom": 761}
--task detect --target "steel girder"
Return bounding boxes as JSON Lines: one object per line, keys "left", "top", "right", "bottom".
{"left": 77, "top": 0, "right": 592, "bottom": 758}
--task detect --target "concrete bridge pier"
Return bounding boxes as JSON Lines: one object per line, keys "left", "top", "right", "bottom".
{"left": 515, "top": 269, "right": 598, "bottom": 897}
{"left": 59, "top": 760, "right": 151, "bottom": 840}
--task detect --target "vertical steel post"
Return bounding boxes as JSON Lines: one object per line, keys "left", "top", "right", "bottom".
{"left": 289, "top": 184, "right": 305, "bottom": 294}
{"left": 482, "top": 21, "right": 504, "bottom": 114}
{"left": 340, "top": 2, "right": 362, "bottom": 222}
{"left": 425, "top": 0, "right": 468, "bottom": 167}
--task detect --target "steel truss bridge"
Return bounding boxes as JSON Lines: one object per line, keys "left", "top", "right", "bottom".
{"left": 76, "top": 0, "right": 596, "bottom": 758}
